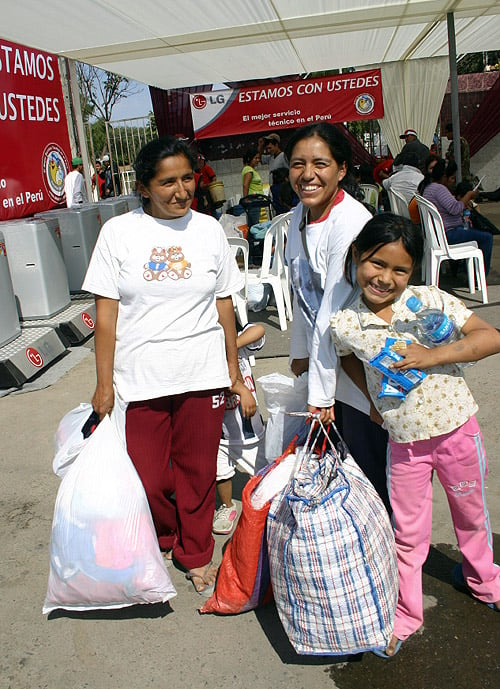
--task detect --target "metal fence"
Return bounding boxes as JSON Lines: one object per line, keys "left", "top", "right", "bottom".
{"left": 86, "top": 115, "right": 157, "bottom": 198}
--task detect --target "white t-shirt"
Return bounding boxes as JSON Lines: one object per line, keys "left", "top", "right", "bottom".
{"left": 285, "top": 191, "right": 372, "bottom": 411}
{"left": 382, "top": 165, "right": 424, "bottom": 203}
{"left": 82, "top": 208, "right": 244, "bottom": 402}
{"left": 262, "top": 151, "right": 288, "bottom": 183}
{"left": 64, "top": 169, "right": 87, "bottom": 207}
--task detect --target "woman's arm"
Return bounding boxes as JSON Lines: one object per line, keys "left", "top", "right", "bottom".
{"left": 394, "top": 314, "right": 500, "bottom": 370}
{"left": 216, "top": 296, "right": 241, "bottom": 388}
{"left": 242, "top": 171, "right": 252, "bottom": 197}
{"left": 341, "top": 354, "right": 383, "bottom": 425}
{"left": 92, "top": 296, "right": 119, "bottom": 419}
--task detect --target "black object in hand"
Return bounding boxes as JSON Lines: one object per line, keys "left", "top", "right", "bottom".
{"left": 81, "top": 410, "right": 101, "bottom": 439}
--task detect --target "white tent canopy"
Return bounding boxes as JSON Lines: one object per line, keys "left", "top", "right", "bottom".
{"left": 1, "top": 1, "right": 499, "bottom": 91}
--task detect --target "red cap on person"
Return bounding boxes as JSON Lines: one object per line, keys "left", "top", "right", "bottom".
{"left": 399, "top": 129, "right": 418, "bottom": 139}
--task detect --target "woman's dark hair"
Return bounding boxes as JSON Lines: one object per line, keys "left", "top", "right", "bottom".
{"left": 344, "top": 213, "right": 424, "bottom": 285}
{"left": 445, "top": 160, "right": 457, "bottom": 177}
{"left": 419, "top": 157, "right": 447, "bottom": 193}
{"left": 243, "top": 147, "right": 259, "bottom": 166}
{"left": 285, "top": 122, "right": 353, "bottom": 172}
{"left": 133, "top": 136, "right": 195, "bottom": 189}
{"left": 423, "top": 153, "right": 440, "bottom": 174}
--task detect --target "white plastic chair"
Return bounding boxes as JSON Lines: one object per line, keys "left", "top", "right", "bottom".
{"left": 227, "top": 236, "right": 249, "bottom": 326}
{"left": 248, "top": 212, "right": 293, "bottom": 330}
{"left": 387, "top": 187, "right": 411, "bottom": 219}
{"left": 415, "top": 194, "right": 488, "bottom": 304}
{"left": 360, "top": 184, "right": 379, "bottom": 209}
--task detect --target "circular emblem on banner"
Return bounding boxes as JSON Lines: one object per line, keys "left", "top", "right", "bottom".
{"left": 26, "top": 347, "right": 44, "bottom": 368}
{"left": 82, "top": 312, "right": 95, "bottom": 330}
{"left": 354, "top": 93, "right": 375, "bottom": 115}
{"left": 42, "top": 143, "right": 70, "bottom": 203}
{"left": 192, "top": 94, "right": 207, "bottom": 110}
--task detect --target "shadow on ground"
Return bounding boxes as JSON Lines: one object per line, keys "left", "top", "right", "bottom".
{"left": 254, "top": 534, "right": 499, "bottom": 689}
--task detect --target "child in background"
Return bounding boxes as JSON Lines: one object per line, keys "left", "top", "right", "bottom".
{"left": 330, "top": 213, "right": 500, "bottom": 658}
{"left": 213, "top": 323, "right": 266, "bottom": 535}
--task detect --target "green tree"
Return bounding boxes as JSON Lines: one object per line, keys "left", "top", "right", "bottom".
{"left": 76, "top": 63, "right": 140, "bottom": 122}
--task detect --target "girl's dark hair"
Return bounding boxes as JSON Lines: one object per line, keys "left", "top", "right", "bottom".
{"left": 243, "top": 147, "right": 259, "bottom": 166}
{"left": 133, "top": 136, "right": 195, "bottom": 188}
{"left": 344, "top": 213, "right": 424, "bottom": 285}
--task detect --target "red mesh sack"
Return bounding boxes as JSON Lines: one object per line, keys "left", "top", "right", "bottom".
{"left": 200, "top": 440, "right": 297, "bottom": 615}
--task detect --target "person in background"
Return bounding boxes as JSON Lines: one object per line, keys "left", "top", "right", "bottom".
{"left": 92, "top": 159, "right": 106, "bottom": 200}
{"left": 82, "top": 136, "right": 244, "bottom": 597}
{"left": 331, "top": 213, "right": 500, "bottom": 658}
{"left": 102, "top": 154, "right": 121, "bottom": 197}
{"left": 445, "top": 122, "right": 472, "bottom": 184}
{"left": 394, "top": 129, "right": 429, "bottom": 172}
{"left": 373, "top": 157, "right": 393, "bottom": 186}
{"left": 274, "top": 168, "right": 299, "bottom": 212}
{"left": 383, "top": 151, "right": 424, "bottom": 203}
{"left": 241, "top": 147, "right": 265, "bottom": 227}
{"left": 284, "top": 122, "right": 390, "bottom": 511}
{"left": 64, "top": 156, "right": 87, "bottom": 207}
{"left": 260, "top": 133, "right": 289, "bottom": 214}
{"left": 421, "top": 158, "right": 492, "bottom": 274}
{"left": 192, "top": 153, "right": 215, "bottom": 215}
{"left": 213, "top": 323, "right": 266, "bottom": 536}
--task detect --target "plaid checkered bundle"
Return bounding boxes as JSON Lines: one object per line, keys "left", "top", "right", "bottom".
{"left": 267, "top": 442, "right": 398, "bottom": 655}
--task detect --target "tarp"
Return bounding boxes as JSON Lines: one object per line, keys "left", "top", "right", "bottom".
{"left": 0, "top": 39, "right": 72, "bottom": 220}
{"left": 190, "top": 70, "right": 384, "bottom": 139}
{"left": 0, "top": 2, "right": 498, "bottom": 91}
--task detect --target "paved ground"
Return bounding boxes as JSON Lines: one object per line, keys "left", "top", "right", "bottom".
{"left": 1, "top": 203, "right": 500, "bottom": 689}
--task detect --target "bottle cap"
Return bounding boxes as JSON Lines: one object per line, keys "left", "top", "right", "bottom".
{"left": 406, "top": 296, "right": 422, "bottom": 313}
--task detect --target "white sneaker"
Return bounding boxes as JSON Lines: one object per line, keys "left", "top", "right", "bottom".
{"left": 212, "top": 503, "right": 238, "bottom": 535}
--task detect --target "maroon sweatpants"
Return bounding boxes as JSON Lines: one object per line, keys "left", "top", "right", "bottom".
{"left": 125, "top": 389, "right": 225, "bottom": 571}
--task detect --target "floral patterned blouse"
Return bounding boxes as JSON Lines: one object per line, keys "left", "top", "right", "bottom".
{"left": 330, "top": 285, "right": 477, "bottom": 443}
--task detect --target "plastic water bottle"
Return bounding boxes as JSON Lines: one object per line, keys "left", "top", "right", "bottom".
{"left": 406, "top": 296, "right": 458, "bottom": 344}
{"left": 463, "top": 208, "right": 472, "bottom": 230}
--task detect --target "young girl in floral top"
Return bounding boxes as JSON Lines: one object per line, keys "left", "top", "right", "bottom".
{"left": 330, "top": 213, "right": 500, "bottom": 658}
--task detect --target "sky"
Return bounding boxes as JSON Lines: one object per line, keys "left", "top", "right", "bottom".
{"left": 110, "top": 81, "right": 153, "bottom": 121}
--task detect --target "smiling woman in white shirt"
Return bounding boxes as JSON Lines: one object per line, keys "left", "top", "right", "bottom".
{"left": 82, "top": 136, "right": 243, "bottom": 597}
{"left": 284, "top": 122, "right": 390, "bottom": 511}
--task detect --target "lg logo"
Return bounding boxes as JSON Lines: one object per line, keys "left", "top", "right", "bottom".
{"left": 26, "top": 347, "right": 43, "bottom": 368}
{"left": 192, "top": 94, "right": 207, "bottom": 110}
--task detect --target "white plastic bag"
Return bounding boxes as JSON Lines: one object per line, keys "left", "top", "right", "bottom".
{"left": 257, "top": 372, "right": 308, "bottom": 461}
{"left": 53, "top": 403, "right": 93, "bottom": 478}
{"left": 43, "top": 415, "right": 176, "bottom": 613}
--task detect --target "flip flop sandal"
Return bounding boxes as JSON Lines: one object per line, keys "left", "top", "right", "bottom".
{"left": 186, "top": 561, "right": 217, "bottom": 598}
{"left": 452, "top": 563, "right": 500, "bottom": 612}
{"left": 372, "top": 639, "right": 403, "bottom": 659}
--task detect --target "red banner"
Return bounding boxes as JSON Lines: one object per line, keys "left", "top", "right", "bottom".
{"left": 0, "top": 39, "right": 72, "bottom": 221}
{"left": 190, "top": 69, "right": 383, "bottom": 140}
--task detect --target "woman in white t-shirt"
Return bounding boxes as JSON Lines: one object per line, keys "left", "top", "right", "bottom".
{"left": 284, "top": 122, "right": 390, "bottom": 510}
{"left": 83, "top": 137, "right": 243, "bottom": 596}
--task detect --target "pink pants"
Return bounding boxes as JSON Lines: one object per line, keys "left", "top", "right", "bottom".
{"left": 388, "top": 416, "right": 500, "bottom": 640}
{"left": 125, "top": 389, "right": 225, "bottom": 571}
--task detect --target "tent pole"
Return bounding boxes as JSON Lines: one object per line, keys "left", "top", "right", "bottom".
{"left": 447, "top": 12, "right": 462, "bottom": 183}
